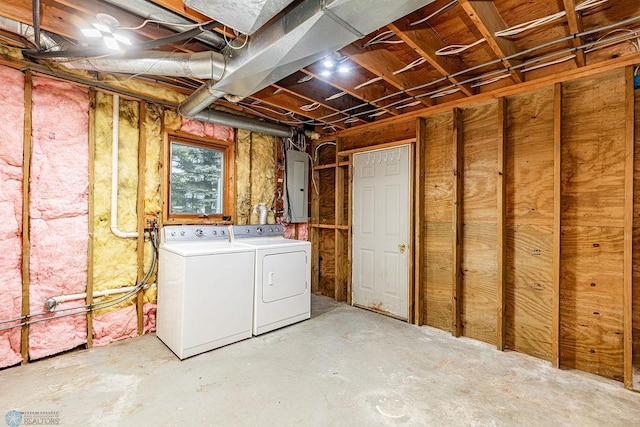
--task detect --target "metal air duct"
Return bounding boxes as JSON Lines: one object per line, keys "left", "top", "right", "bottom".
{"left": 191, "top": 109, "right": 295, "bottom": 138}
{"left": 65, "top": 51, "right": 226, "bottom": 80}
{"left": 0, "top": 16, "right": 60, "bottom": 51}
{"left": 178, "top": 0, "right": 435, "bottom": 116}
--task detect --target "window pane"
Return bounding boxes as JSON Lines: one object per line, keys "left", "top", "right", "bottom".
{"left": 170, "top": 141, "right": 224, "bottom": 215}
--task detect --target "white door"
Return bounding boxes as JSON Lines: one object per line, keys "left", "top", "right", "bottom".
{"left": 352, "top": 145, "right": 411, "bottom": 319}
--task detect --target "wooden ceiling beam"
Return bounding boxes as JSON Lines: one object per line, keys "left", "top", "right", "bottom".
{"left": 341, "top": 44, "right": 434, "bottom": 107}
{"left": 276, "top": 73, "right": 376, "bottom": 121}
{"left": 562, "top": 0, "right": 587, "bottom": 67}
{"left": 457, "top": 0, "right": 523, "bottom": 83}
{"left": 251, "top": 87, "right": 348, "bottom": 129}
{"left": 301, "top": 67, "right": 402, "bottom": 117}
{"left": 386, "top": 22, "right": 474, "bottom": 97}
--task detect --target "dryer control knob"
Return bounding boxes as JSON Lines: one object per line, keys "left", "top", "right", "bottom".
{"left": 257, "top": 227, "right": 263, "bottom": 234}
{"left": 212, "top": 230, "right": 217, "bottom": 236}
{"left": 195, "top": 229, "right": 204, "bottom": 237}
{"left": 180, "top": 231, "right": 185, "bottom": 236}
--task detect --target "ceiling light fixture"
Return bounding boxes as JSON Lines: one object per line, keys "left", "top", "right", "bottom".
{"left": 320, "top": 52, "right": 350, "bottom": 77}
{"left": 80, "top": 13, "right": 132, "bottom": 51}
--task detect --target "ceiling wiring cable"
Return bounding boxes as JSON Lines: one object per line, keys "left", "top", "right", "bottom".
{"left": 470, "top": 72, "right": 512, "bottom": 88}
{"left": 392, "top": 57, "right": 427, "bottom": 75}
{"left": 118, "top": 19, "right": 216, "bottom": 31}
{"left": 395, "top": 100, "right": 422, "bottom": 109}
{"left": 297, "top": 74, "right": 314, "bottom": 84}
{"left": 495, "top": 0, "right": 608, "bottom": 38}
{"left": 521, "top": 54, "right": 577, "bottom": 73}
{"left": 354, "top": 76, "right": 383, "bottom": 90}
{"left": 274, "top": 13, "right": 640, "bottom": 128}
{"left": 223, "top": 26, "right": 249, "bottom": 50}
{"left": 0, "top": 228, "right": 158, "bottom": 333}
{"left": 326, "top": 91, "right": 346, "bottom": 101}
{"left": 430, "top": 87, "right": 461, "bottom": 98}
{"left": 362, "top": 30, "right": 403, "bottom": 48}
{"left": 584, "top": 28, "right": 640, "bottom": 53}
{"left": 300, "top": 102, "right": 321, "bottom": 111}
{"left": 409, "top": 0, "right": 458, "bottom": 27}
{"left": 436, "top": 38, "right": 486, "bottom": 56}
{"left": 314, "top": 141, "right": 336, "bottom": 162}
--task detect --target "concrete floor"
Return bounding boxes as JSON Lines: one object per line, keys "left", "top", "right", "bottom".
{"left": 1, "top": 296, "right": 639, "bottom": 426}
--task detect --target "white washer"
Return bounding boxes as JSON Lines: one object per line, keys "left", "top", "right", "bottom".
{"left": 231, "top": 224, "right": 311, "bottom": 335}
{"left": 157, "top": 225, "right": 254, "bottom": 359}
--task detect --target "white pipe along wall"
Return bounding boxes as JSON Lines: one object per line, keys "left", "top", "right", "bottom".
{"left": 111, "top": 94, "right": 138, "bottom": 239}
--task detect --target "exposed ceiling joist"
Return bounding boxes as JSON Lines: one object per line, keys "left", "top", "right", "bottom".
{"left": 457, "top": 0, "right": 523, "bottom": 83}
{"left": 386, "top": 22, "right": 474, "bottom": 97}
{"left": 562, "top": 0, "right": 587, "bottom": 67}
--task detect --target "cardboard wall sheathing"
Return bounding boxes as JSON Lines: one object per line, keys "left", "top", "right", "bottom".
{"left": 423, "top": 112, "right": 454, "bottom": 332}
{"left": 28, "top": 77, "right": 89, "bottom": 359}
{"left": 0, "top": 66, "right": 24, "bottom": 368}
{"left": 560, "top": 69, "right": 626, "bottom": 381}
{"left": 461, "top": 102, "right": 498, "bottom": 345}
{"left": 505, "top": 87, "right": 555, "bottom": 361}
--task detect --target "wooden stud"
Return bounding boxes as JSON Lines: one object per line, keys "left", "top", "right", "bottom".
{"left": 20, "top": 71, "right": 33, "bottom": 364}
{"left": 624, "top": 66, "right": 635, "bottom": 389}
{"left": 452, "top": 108, "right": 463, "bottom": 337}
{"left": 86, "top": 89, "right": 96, "bottom": 348}
{"left": 347, "top": 154, "right": 354, "bottom": 306}
{"left": 497, "top": 98, "right": 507, "bottom": 351}
{"left": 415, "top": 118, "right": 427, "bottom": 326}
{"left": 334, "top": 138, "right": 347, "bottom": 302}
{"left": 552, "top": 83, "right": 563, "bottom": 368}
{"left": 562, "top": 0, "right": 587, "bottom": 68}
{"left": 136, "top": 101, "right": 147, "bottom": 336}
{"left": 310, "top": 141, "right": 321, "bottom": 295}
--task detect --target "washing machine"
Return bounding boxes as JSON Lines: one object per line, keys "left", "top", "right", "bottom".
{"left": 231, "top": 224, "right": 311, "bottom": 335}
{"left": 157, "top": 225, "right": 255, "bottom": 359}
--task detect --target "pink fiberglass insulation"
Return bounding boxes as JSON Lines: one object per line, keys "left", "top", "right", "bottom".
{"left": 92, "top": 303, "right": 156, "bottom": 346}
{"left": 93, "top": 305, "right": 137, "bottom": 346}
{"left": 181, "top": 117, "right": 234, "bottom": 142}
{"left": 0, "top": 66, "right": 25, "bottom": 368}
{"left": 283, "top": 223, "right": 308, "bottom": 241}
{"left": 28, "top": 77, "right": 89, "bottom": 360}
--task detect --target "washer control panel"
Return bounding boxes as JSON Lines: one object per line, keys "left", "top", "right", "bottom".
{"left": 231, "top": 224, "right": 284, "bottom": 239}
{"left": 162, "top": 225, "right": 229, "bottom": 242}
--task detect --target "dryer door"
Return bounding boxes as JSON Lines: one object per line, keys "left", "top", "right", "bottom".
{"left": 261, "top": 250, "right": 307, "bottom": 302}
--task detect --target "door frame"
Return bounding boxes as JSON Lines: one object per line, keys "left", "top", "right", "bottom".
{"left": 346, "top": 140, "right": 416, "bottom": 323}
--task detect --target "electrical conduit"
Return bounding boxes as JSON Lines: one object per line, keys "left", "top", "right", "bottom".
{"left": 111, "top": 94, "right": 138, "bottom": 239}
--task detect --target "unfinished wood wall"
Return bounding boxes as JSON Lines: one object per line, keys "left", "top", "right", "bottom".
{"left": 419, "top": 67, "right": 636, "bottom": 385}
{"left": 313, "top": 66, "right": 639, "bottom": 386}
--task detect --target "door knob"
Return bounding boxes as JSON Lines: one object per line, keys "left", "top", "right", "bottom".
{"left": 398, "top": 243, "right": 406, "bottom": 253}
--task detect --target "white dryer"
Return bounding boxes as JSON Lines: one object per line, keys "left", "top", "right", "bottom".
{"left": 157, "top": 225, "right": 255, "bottom": 359}
{"left": 231, "top": 224, "right": 311, "bottom": 335}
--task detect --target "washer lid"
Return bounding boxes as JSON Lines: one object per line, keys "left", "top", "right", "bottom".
{"left": 160, "top": 241, "right": 254, "bottom": 256}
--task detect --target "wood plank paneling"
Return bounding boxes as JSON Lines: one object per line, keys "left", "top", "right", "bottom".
{"left": 505, "top": 87, "right": 555, "bottom": 361}
{"left": 560, "top": 69, "right": 626, "bottom": 381}
{"left": 424, "top": 112, "right": 454, "bottom": 331}
{"left": 506, "top": 225, "right": 554, "bottom": 360}
{"left": 318, "top": 229, "right": 336, "bottom": 298}
{"left": 623, "top": 67, "right": 634, "bottom": 389}
{"left": 461, "top": 103, "right": 498, "bottom": 344}
{"left": 318, "top": 169, "right": 336, "bottom": 224}
{"left": 632, "top": 84, "right": 640, "bottom": 390}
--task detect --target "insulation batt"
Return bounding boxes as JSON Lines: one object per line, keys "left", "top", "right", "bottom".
{"left": 181, "top": 117, "right": 234, "bottom": 142}
{"left": 92, "top": 94, "right": 139, "bottom": 344}
{"left": 0, "top": 66, "right": 25, "bottom": 368}
{"left": 29, "top": 77, "right": 89, "bottom": 359}
{"left": 236, "top": 130, "right": 276, "bottom": 224}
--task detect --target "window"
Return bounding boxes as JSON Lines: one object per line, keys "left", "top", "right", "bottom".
{"left": 164, "top": 133, "right": 234, "bottom": 223}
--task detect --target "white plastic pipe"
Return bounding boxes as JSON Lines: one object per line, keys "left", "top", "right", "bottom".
{"left": 254, "top": 203, "right": 268, "bottom": 225}
{"left": 111, "top": 94, "right": 138, "bottom": 239}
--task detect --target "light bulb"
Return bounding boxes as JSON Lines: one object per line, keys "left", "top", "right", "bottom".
{"left": 320, "top": 70, "right": 333, "bottom": 77}
{"left": 81, "top": 28, "right": 102, "bottom": 38}
{"left": 103, "top": 36, "right": 120, "bottom": 50}
{"left": 92, "top": 23, "right": 112, "bottom": 33}
{"left": 113, "top": 33, "right": 131, "bottom": 45}
{"left": 323, "top": 58, "right": 335, "bottom": 68}
{"left": 337, "top": 65, "right": 350, "bottom": 74}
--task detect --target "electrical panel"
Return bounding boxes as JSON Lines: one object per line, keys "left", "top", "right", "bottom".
{"left": 284, "top": 150, "right": 309, "bottom": 223}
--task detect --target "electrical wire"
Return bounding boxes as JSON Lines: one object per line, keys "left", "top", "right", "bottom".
{"left": 273, "top": 13, "right": 640, "bottom": 128}
{"left": 409, "top": 0, "right": 458, "bottom": 27}
{"left": 521, "top": 54, "right": 576, "bottom": 73}
{"left": 436, "top": 38, "right": 486, "bottom": 56}
{"left": 392, "top": 57, "right": 427, "bottom": 75}
{"left": 222, "top": 26, "right": 249, "bottom": 50}
{"left": 119, "top": 19, "right": 215, "bottom": 31}
{"left": 362, "top": 30, "right": 403, "bottom": 48}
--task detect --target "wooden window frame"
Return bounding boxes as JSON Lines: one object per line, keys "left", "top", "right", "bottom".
{"left": 163, "top": 131, "right": 235, "bottom": 224}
